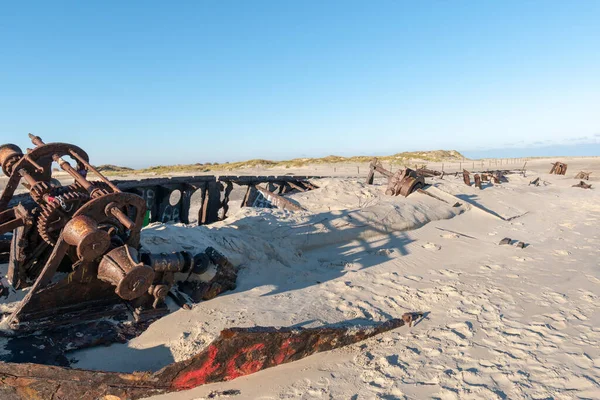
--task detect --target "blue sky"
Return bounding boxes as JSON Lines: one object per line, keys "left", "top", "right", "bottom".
{"left": 1, "top": 1, "right": 598, "bottom": 167}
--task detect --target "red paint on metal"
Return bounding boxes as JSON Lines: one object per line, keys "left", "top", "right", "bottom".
{"left": 172, "top": 344, "right": 220, "bottom": 389}
{"left": 225, "top": 343, "right": 266, "bottom": 380}
{"left": 274, "top": 338, "right": 296, "bottom": 365}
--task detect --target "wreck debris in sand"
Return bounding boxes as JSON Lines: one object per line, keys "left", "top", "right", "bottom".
{"left": 0, "top": 135, "right": 424, "bottom": 398}
{"left": 366, "top": 158, "right": 425, "bottom": 197}
{"left": 574, "top": 171, "right": 591, "bottom": 180}
{"left": 0, "top": 135, "right": 236, "bottom": 334}
{"left": 0, "top": 313, "right": 424, "bottom": 400}
{"left": 573, "top": 181, "right": 593, "bottom": 189}
{"left": 549, "top": 161, "right": 568, "bottom": 175}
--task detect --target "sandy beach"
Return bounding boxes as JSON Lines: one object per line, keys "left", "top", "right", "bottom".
{"left": 2, "top": 156, "right": 592, "bottom": 399}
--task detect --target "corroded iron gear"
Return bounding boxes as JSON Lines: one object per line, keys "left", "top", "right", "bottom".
{"left": 30, "top": 181, "right": 54, "bottom": 204}
{"left": 37, "top": 191, "right": 90, "bottom": 245}
{"left": 0, "top": 144, "right": 23, "bottom": 177}
{"left": 90, "top": 181, "right": 113, "bottom": 197}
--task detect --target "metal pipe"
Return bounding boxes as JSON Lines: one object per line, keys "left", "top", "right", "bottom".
{"left": 18, "top": 169, "right": 38, "bottom": 187}
{"left": 69, "top": 149, "right": 121, "bottom": 193}
{"left": 109, "top": 207, "right": 135, "bottom": 230}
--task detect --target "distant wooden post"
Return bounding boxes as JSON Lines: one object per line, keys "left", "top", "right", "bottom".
{"left": 357, "top": 166, "right": 360, "bottom": 175}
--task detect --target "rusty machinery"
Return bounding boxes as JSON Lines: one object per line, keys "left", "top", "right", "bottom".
{"left": 0, "top": 135, "right": 425, "bottom": 399}
{"left": 550, "top": 161, "right": 568, "bottom": 175}
{"left": 366, "top": 158, "right": 425, "bottom": 197}
{"left": 0, "top": 134, "right": 235, "bottom": 329}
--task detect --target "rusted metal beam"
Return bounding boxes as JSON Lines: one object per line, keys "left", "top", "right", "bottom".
{"left": 0, "top": 313, "right": 424, "bottom": 400}
{"left": 255, "top": 185, "right": 305, "bottom": 211}
{"left": 367, "top": 158, "right": 393, "bottom": 185}
{"left": 416, "top": 168, "right": 442, "bottom": 178}
{"left": 301, "top": 180, "right": 318, "bottom": 190}
{"left": 474, "top": 174, "right": 481, "bottom": 189}
{"left": 0, "top": 234, "right": 10, "bottom": 264}
{"left": 201, "top": 181, "right": 221, "bottom": 224}
{"left": 286, "top": 180, "right": 307, "bottom": 192}
{"left": 462, "top": 169, "right": 471, "bottom": 186}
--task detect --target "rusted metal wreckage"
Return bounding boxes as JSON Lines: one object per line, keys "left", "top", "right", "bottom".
{"left": 366, "top": 158, "right": 515, "bottom": 194}
{"left": 0, "top": 313, "right": 423, "bottom": 400}
{"left": 461, "top": 169, "right": 508, "bottom": 188}
{"left": 366, "top": 158, "right": 425, "bottom": 197}
{"left": 549, "top": 161, "right": 568, "bottom": 175}
{"left": 0, "top": 135, "right": 423, "bottom": 399}
{"left": 0, "top": 134, "right": 238, "bottom": 329}
{"left": 574, "top": 171, "right": 591, "bottom": 180}
{"left": 573, "top": 181, "right": 592, "bottom": 189}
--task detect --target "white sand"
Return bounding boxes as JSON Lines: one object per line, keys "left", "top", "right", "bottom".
{"left": 1, "top": 157, "right": 599, "bottom": 399}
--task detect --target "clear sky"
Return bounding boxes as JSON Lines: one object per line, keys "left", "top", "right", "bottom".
{"left": 1, "top": 1, "right": 599, "bottom": 167}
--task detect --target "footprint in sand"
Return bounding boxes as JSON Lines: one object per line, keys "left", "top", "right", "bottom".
{"left": 437, "top": 269, "right": 462, "bottom": 277}
{"left": 559, "top": 222, "right": 576, "bottom": 229}
{"left": 554, "top": 250, "right": 571, "bottom": 256}
{"left": 543, "top": 291, "right": 568, "bottom": 304}
{"left": 422, "top": 242, "right": 441, "bottom": 251}
{"left": 480, "top": 264, "right": 503, "bottom": 271}
{"left": 440, "top": 233, "right": 460, "bottom": 239}
{"left": 404, "top": 275, "right": 422, "bottom": 282}
{"left": 585, "top": 275, "right": 600, "bottom": 284}
{"left": 578, "top": 289, "right": 598, "bottom": 303}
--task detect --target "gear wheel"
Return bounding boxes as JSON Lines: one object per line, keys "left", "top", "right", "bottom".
{"left": 30, "top": 181, "right": 54, "bottom": 203}
{"left": 89, "top": 181, "right": 113, "bottom": 198}
{"left": 37, "top": 191, "right": 90, "bottom": 245}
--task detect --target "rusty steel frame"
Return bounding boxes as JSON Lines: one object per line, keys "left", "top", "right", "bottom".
{"left": 6, "top": 175, "right": 324, "bottom": 227}
{"left": 219, "top": 175, "right": 317, "bottom": 216}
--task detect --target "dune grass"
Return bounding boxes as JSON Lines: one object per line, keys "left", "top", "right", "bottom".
{"left": 102, "top": 150, "right": 465, "bottom": 176}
